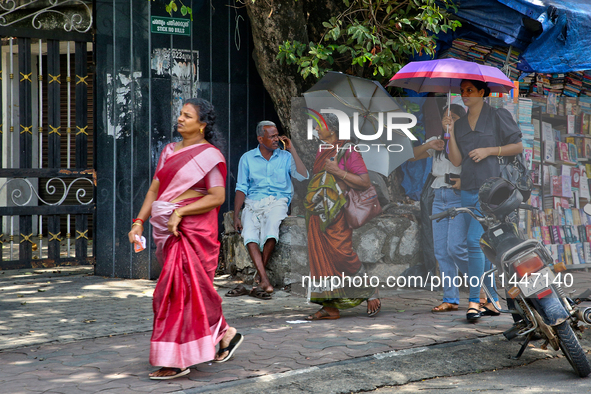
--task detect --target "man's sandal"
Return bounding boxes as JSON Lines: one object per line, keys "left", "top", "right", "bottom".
{"left": 431, "top": 302, "right": 459, "bottom": 312}
{"left": 149, "top": 367, "right": 190, "bottom": 380}
{"left": 249, "top": 287, "right": 272, "bottom": 300}
{"left": 225, "top": 284, "right": 249, "bottom": 297}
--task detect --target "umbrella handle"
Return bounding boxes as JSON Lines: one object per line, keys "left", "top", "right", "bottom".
{"left": 446, "top": 91, "right": 451, "bottom": 136}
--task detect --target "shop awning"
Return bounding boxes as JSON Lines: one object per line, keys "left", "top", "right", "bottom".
{"left": 444, "top": 0, "right": 591, "bottom": 73}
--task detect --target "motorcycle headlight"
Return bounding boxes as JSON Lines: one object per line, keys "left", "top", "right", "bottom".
{"left": 513, "top": 252, "right": 544, "bottom": 278}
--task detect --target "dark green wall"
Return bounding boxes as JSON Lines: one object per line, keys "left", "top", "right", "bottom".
{"left": 94, "top": 0, "right": 279, "bottom": 278}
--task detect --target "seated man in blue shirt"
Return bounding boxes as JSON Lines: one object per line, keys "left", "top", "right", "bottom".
{"left": 233, "top": 121, "right": 308, "bottom": 297}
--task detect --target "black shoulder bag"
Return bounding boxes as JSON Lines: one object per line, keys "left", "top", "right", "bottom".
{"left": 492, "top": 108, "right": 533, "bottom": 195}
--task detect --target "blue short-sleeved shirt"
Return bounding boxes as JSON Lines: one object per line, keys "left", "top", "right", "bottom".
{"left": 235, "top": 146, "right": 308, "bottom": 205}
{"left": 454, "top": 102, "right": 522, "bottom": 191}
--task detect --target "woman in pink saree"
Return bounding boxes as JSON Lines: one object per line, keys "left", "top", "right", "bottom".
{"left": 128, "top": 98, "right": 243, "bottom": 380}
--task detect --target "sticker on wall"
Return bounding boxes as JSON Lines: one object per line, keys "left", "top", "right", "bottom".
{"left": 151, "top": 16, "right": 191, "bottom": 36}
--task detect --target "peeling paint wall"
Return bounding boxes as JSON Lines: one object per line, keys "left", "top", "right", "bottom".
{"left": 105, "top": 71, "right": 144, "bottom": 139}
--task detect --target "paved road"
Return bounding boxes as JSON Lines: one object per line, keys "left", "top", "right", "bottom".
{"left": 0, "top": 267, "right": 589, "bottom": 393}
{"left": 376, "top": 353, "right": 591, "bottom": 393}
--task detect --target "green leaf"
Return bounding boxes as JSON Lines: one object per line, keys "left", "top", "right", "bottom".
{"left": 181, "top": 5, "right": 187, "bottom": 15}
{"left": 171, "top": 1, "right": 177, "bottom": 12}
{"left": 273, "top": 0, "right": 459, "bottom": 85}
{"left": 165, "top": 4, "right": 171, "bottom": 14}
{"left": 331, "top": 26, "right": 341, "bottom": 41}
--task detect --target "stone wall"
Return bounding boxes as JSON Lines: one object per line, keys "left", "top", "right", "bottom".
{"left": 221, "top": 206, "right": 422, "bottom": 290}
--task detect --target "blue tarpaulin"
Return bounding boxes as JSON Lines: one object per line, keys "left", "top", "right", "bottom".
{"left": 401, "top": 1, "right": 591, "bottom": 199}
{"left": 444, "top": 0, "right": 591, "bottom": 73}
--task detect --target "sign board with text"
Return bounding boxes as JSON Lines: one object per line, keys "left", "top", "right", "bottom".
{"left": 151, "top": 16, "right": 191, "bottom": 36}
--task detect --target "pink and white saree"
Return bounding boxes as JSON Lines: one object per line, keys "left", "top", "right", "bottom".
{"left": 149, "top": 143, "right": 227, "bottom": 369}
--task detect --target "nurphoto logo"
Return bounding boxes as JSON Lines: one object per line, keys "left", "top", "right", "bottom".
{"left": 306, "top": 108, "right": 418, "bottom": 153}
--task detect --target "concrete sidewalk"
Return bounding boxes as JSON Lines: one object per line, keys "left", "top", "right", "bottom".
{"left": 0, "top": 266, "right": 589, "bottom": 393}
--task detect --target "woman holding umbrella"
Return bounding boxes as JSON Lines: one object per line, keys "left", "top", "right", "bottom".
{"left": 442, "top": 80, "right": 523, "bottom": 323}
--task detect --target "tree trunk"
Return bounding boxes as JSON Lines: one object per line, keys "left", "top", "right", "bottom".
{"left": 245, "top": 1, "right": 309, "bottom": 134}
{"left": 245, "top": 0, "right": 342, "bottom": 170}
{"left": 245, "top": 0, "right": 405, "bottom": 203}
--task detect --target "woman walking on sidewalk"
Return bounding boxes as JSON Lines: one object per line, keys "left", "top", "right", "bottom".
{"left": 128, "top": 98, "right": 243, "bottom": 379}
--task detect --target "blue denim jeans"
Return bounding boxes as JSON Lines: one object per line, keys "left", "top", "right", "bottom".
{"left": 461, "top": 189, "right": 498, "bottom": 303}
{"left": 432, "top": 188, "right": 469, "bottom": 304}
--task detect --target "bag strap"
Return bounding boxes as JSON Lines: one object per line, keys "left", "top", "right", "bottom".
{"left": 334, "top": 143, "right": 354, "bottom": 192}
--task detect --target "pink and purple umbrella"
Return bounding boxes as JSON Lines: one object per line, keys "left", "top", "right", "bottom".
{"left": 386, "top": 58, "right": 515, "bottom": 94}
{"left": 387, "top": 58, "right": 515, "bottom": 152}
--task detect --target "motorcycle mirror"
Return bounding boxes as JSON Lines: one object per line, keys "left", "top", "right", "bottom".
{"left": 584, "top": 204, "right": 591, "bottom": 217}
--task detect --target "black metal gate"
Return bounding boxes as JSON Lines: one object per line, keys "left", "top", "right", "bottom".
{"left": 0, "top": 35, "right": 95, "bottom": 270}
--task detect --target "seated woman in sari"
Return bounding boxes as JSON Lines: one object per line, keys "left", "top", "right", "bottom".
{"left": 128, "top": 98, "right": 243, "bottom": 380}
{"left": 305, "top": 113, "right": 381, "bottom": 320}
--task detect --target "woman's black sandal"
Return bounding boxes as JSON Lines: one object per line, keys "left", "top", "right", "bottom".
{"left": 480, "top": 306, "right": 501, "bottom": 316}
{"left": 213, "top": 333, "right": 244, "bottom": 363}
{"left": 466, "top": 308, "right": 481, "bottom": 323}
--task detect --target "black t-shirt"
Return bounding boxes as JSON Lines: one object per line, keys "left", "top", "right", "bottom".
{"left": 454, "top": 102, "right": 522, "bottom": 191}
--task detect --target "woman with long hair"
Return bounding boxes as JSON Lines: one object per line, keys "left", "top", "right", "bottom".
{"left": 128, "top": 98, "right": 243, "bottom": 379}
{"left": 442, "top": 80, "right": 523, "bottom": 322}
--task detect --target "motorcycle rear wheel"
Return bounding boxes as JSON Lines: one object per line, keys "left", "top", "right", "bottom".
{"left": 555, "top": 321, "right": 591, "bottom": 377}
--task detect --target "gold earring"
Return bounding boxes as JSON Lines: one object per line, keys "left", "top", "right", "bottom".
{"left": 200, "top": 128, "right": 204, "bottom": 133}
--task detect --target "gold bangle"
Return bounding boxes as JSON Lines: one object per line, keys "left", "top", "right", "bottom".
{"left": 132, "top": 222, "right": 143, "bottom": 228}
{"left": 174, "top": 209, "right": 183, "bottom": 219}
{"left": 342, "top": 171, "right": 348, "bottom": 180}
{"left": 498, "top": 146, "right": 502, "bottom": 157}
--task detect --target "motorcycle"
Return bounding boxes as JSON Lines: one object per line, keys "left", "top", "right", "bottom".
{"left": 430, "top": 177, "right": 591, "bottom": 377}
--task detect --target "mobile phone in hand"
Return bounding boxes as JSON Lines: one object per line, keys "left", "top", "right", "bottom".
{"left": 444, "top": 173, "right": 460, "bottom": 185}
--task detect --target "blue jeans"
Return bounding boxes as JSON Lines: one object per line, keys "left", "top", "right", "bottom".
{"left": 432, "top": 188, "right": 469, "bottom": 304}
{"left": 461, "top": 189, "right": 498, "bottom": 303}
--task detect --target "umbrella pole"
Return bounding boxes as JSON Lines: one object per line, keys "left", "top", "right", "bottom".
{"left": 445, "top": 90, "right": 451, "bottom": 154}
